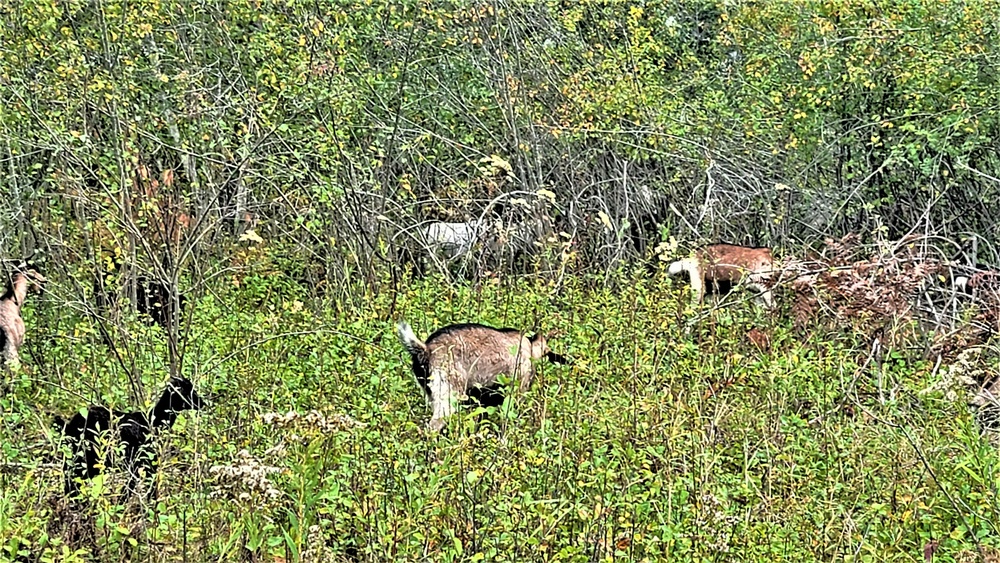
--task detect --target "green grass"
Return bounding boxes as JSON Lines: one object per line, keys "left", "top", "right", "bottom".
{"left": 2, "top": 271, "right": 999, "bottom": 562}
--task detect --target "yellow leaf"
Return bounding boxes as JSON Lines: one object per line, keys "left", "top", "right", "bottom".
{"left": 598, "top": 211, "right": 613, "bottom": 231}
{"left": 480, "top": 154, "right": 513, "bottom": 176}
{"left": 239, "top": 229, "right": 264, "bottom": 244}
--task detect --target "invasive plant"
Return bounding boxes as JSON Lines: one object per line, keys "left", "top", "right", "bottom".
{"left": 786, "top": 234, "right": 943, "bottom": 329}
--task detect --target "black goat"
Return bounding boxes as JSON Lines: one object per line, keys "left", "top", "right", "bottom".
{"left": 94, "top": 266, "right": 186, "bottom": 330}
{"left": 55, "top": 376, "right": 205, "bottom": 498}
{"left": 134, "top": 275, "right": 186, "bottom": 328}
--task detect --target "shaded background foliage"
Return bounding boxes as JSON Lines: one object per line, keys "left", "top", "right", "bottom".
{"left": 5, "top": 0, "right": 1000, "bottom": 281}
{"left": 3, "top": 0, "right": 1000, "bottom": 337}
{"left": 4, "top": 2, "right": 1000, "bottom": 561}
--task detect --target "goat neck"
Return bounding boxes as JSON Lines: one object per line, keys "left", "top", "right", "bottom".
{"left": 529, "top": 334, "right": 549, "bottom": 359}
{"left": 2, "top": 273, "right": 29, "bottom": 309}
{"left": 3, "top": 270, "right": 43, "bottom": 309}
{"left": 149, "top": 389, "right": 183, "bottom": 430}
{"left": 149, "top": 378, "right": 203, "bottom": 429}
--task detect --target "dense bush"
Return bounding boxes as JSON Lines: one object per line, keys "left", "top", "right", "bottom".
{"left": 4, "top": 0, "right": 1000, "bottom": 283}
{"left": 3, "top": 1, "right": 1000, "bottom": 561}
{"left": 0, "top": 271, "right": 998, "bottom": 561}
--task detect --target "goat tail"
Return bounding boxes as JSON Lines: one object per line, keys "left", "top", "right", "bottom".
{"left": 396, "top": 321, "right": 426, "bottom": 357}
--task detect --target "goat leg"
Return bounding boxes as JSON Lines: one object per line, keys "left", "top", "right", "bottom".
{"left": 428, "top": 370, "right": 457, "bottom": 432}
{"left": 120, "top": 461, "right": 159, "bottom": 503}
{"left": 1, "top": 339, "right": 18, "bottom": 370}
{"left": 689, "top": 264, "right": 705, "bottom": 304}
{"left": 746, "top": 273, "right": 775, "bottom": 309}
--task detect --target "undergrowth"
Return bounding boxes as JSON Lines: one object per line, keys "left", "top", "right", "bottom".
{"left": 1, "top": 270, "right": 998, "bottom": 562}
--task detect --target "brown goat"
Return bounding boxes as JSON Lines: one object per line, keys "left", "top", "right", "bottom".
{"left": 668, "top": 244, "right": 775, "bottom": 308}
{"left": 397, "top": 321, "right": 566, "bottom": 432}
{"left": 0, "top": 266, "right": 46, "bottom": 369}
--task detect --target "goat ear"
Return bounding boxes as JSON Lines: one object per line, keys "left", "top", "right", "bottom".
{"left": 25, "top": 265, "right": 46, "bottom": 282}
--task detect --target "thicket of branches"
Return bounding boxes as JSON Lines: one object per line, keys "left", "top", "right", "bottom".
{"left": 3, "top": 0, "right": 1000, "bottom": 293}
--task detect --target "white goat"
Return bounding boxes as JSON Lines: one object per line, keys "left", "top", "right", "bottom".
{"left": 396, "top": 321, "right": 566, "bottom": 432}
{"left": 422, "top": 220, "right": 485, "bottom": 259}
{"left": 0, "top": 266, "right": 45, "bottom": 370}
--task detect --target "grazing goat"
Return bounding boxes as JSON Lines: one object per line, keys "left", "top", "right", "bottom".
{"left": 418, "top": 218, "right": 538, "bottom": 273}
{"left": 94, "top": 268, "right": 186, "bottom": 330}
{"left": 668, "top": 244, "right": 775, "bottom": 308}
{"left": 397, "top": 321, "right": 568, "bottom": 431}
{"left": 952, "top": 264, "right": 1000, "bottom": 301}
{"left": 134, "top": 275, "right": 186, "bottom": 329}
{"left": 422, "top": 220, "right": 485, "bottom": 260}
{"left": 55, "top": 376, "right": 205, "bottom": 498}
{"left": 0, "top": 266, "right": 45, "bottom": 370}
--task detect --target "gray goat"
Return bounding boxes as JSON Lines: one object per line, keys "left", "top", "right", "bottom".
{"left": 396, "top": 321, "right": 567, "bottom": 431}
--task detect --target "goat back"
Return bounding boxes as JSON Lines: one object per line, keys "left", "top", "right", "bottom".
{"left": 701, "top": 244, "right": 773, "bottom": 282}
{"left": 59, "top": 407, "right": 114, "bottom": 440}
{"left": 424, "top": 323, "right": 536, "bottom": 388}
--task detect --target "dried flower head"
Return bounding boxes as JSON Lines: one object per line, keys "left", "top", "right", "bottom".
{"left": 209, "top": 449, "right": 283, "bottom": 501}
{"left": 262, "top": 409, "right": 366, "bottom": 433}
{"left": 921, "top": 347, "right": 984, "bottom": 402}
